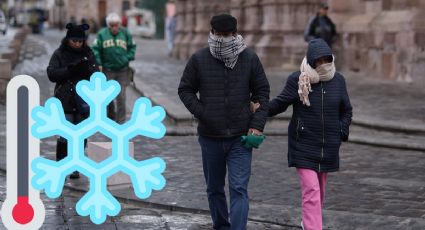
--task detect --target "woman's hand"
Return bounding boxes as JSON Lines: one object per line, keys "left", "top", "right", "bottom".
{"left": 250, "top": 101, "right": 260, "bottom": 113}
{"left": 68, "top": 57, "right": 89, "bottom": 74}
{"left": 248, "top": 128, "right": 262, "bottom": 136}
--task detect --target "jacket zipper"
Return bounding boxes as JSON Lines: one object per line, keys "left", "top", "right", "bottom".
{"left": 296, "top": 119, "right": 300, "bottom": 141}
{"left": 320, "top": 82, "right": 325, "bottom": 172}
{"left": 224, "top": 68, "right": 230, "bottom": 135}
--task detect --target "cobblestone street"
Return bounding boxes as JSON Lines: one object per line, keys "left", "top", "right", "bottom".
{"left": 0, "top": 29, "right": 424, "bottom": 229}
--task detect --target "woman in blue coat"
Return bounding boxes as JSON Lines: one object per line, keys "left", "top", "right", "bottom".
{"left": 268, "top": 39, "right": 352, "bottom": 230}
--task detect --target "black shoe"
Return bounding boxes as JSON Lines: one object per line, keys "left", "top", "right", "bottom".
{"left": 70, "top": 171, "right": 80, "bottom": 179}
{"left": 56, "top": 141, "right": 68, "bottom": 161}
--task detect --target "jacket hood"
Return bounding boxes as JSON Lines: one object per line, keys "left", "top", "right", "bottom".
{"left": 307, "top": 38, "right": 333, "bottom": 68}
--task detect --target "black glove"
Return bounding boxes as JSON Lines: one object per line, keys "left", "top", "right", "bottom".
{"left": 67, "top": 57, "right": 89, "bottom": 74}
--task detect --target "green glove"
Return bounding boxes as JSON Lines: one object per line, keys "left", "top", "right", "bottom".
{"left": 241, "top": 134, "right": 266, "bottom": 149}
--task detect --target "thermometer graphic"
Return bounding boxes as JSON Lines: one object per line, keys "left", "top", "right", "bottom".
{"left": 1, "top": 75, "right": 45, "bottom": 229}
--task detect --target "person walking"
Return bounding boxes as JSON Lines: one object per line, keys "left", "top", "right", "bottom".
{"left": 267, "top": 38, "right": 352, "bottom": 230}
{"left": 165, "top": 0, "right": 177, "bottom": 56}
{"left": 47, "top": 23, "right": 99, "bottom": 179}
{"left": 92, "top": 12, "right": 137, "bottom": 123}
{"left": 304, "top": 2, "right": 337, "bottom": 47}
{"left": 178, "top": 14, "right": 270, "bottom": 230}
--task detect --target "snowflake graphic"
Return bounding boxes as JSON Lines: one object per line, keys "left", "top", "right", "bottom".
{"left": 30, "top": 72, "right": 167, "bottom": 224}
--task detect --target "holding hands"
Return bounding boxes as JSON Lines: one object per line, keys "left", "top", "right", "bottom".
{"left": 242, "top": 101, "right": 265, "bottom": 149}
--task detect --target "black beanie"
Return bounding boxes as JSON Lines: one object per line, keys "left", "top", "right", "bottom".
{"left": 210, "top": 14, "right": 237, "bottom": 33}
{"left": 65, "top": 23, "right": 90, "bottom": 40}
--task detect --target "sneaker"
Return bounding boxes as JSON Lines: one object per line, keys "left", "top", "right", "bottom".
{"left": 301, "top": 221, "right": 304, "bottom": 230}
{"left": 70, "top": 171, "right": 80, "bottom": 179}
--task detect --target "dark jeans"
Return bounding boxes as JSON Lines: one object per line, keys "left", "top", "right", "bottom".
{"left": 56, "top": 112, "right": 87, "bottom": 161}
{"left": 198, "top": 135, "right": 253, "bottom": 230}
{"left": 104, "top": 67, "right": 130, "bottom": 124}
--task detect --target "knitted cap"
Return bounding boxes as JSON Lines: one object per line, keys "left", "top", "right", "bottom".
{"left": 65, "top": 23, "right": 89, "bottom": 41}
{"left": 210, "top": 14, "right": 237, "bottom": 33}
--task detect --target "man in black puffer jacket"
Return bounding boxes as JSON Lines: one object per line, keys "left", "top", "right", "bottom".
{"left": 268, "top": 38, "right": 352, "bottom": 230}
{"left": 178, "top": 14, "right": 269, "bottom": 230}
{"left": 304, "top": 3, "right": 337, "bottom": 47}
{"left": 47, "top": 23, "right": 99, "bottom": 179}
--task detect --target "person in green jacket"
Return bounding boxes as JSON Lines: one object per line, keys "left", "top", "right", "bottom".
{"left": 92, "top": 12, "right": 137, "bottom": 123}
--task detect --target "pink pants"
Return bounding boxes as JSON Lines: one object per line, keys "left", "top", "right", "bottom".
{"left": 297, "top": 168, "right": 328, "bottom": 230}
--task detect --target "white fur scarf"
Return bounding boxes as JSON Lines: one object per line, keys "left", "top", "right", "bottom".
{"left": 298, "top": 56, "right": 336, "bottom": 106}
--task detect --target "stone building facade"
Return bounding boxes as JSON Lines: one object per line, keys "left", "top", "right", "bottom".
{"left": 47, "top": 0, "right": 136, "bottom": 29}
{"left": 172, "top": 0, "right": 425, "bottom": 82}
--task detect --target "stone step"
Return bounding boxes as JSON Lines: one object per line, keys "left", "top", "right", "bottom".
{"left": 127, "top": 78, "right": 425, "bottom": 151}
{"left": 129, "top": 75, "right": 425, "bottom": 134}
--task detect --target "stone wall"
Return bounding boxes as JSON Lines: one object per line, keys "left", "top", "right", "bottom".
{"left": 332, "top": 0, "right": 425, "bottom": 82}
{"left": 173, "top": 0, "right": 425, "bottom": 82}
{"left": 0, "top": 28, "right": 29, "bottom": 104}
{"left": 172, "top": 0, "right": 230, "bottom": 59}
{"left": 50, "top": 0, "right": 136, "bottom": 27}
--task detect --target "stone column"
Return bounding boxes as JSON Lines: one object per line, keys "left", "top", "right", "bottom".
{"left": 178, "top": 0, "right": 196, "bottom": 60}
{"left": 172, "top": 0, "right": 186, "bottom": 58}
{"left": 279, "top": 0, "right": 322, "bottom": 69}
{"left": 255, "top": 0, "right": 284, "bottom": 67}
{"left": 230, "top": 0, "right": 245, "bottom": 34}
{"left": 189, "top": 1, "right": 210, "bottom": 55}
{"left": 190, "top": 0, "right": 230, "bottom": 55}
{"left": 242, "top": 0, "right": 262, "bottom": 47}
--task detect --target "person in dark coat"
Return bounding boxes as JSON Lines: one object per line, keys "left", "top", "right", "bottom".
{"left": 178, "top": 14, "right": 270, "bottom": 230}
{"left": 47, "top": 23, "right": 99, "bottom": 179}
{"left": 268, "top": 39, "right": 352, "bottom": 230}
{"left": 304, "top": 2, "right": 337, "bottom": 47}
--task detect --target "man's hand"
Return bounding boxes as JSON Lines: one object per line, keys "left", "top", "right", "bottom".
{"left": 241, "top": 128, "right": 266, "bottom": 149}
{"left": 250, "top": 101, "right": 260, "bottom": 113}
{"left": 248, "top": 128, "right": 262, "bottom": 136}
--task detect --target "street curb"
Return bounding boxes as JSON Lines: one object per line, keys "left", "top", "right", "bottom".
{"left": 348, "top": 135, "right": 425, "bottom": 152}
{"left": 164, "top": 129, "right": 425, "bottom": 152}
{"left": 129, "top": 80, "right": 425, "bottom": 152}
{"left": 351, "top": 118, "right": 425, "bottom": 134}
{"left": 130, "top": 82, "right": 425, "bottom": 135}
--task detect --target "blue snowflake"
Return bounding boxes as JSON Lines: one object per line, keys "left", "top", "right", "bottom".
{"left": 30, "top": 72, "right": 167, "bottom": 224}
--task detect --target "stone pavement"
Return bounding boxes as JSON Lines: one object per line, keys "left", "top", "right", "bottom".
{"left": 0, "top": 171, "right": 289, "bottom": 230}
{"left": 0, "top": 29, "right": 424, "bottom": 229}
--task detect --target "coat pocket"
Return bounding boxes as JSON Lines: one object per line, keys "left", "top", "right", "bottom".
{"left": 340, "top": 121, "right": 349, "bottom": 142}
{"left": 54, "top": 81, "right": 76, "bottom": 111}
{"left": 296, "top": 118, "right": 305, "bottom": 141}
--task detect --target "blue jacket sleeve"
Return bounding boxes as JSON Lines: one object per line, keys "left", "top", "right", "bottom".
{"left": 249, "top": 54, "right": 270, "bottom": 132}
{"left": 268, "top": 73, "right": 299, "bottom": 117}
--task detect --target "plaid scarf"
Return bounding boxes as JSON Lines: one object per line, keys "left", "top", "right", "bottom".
{"left": 208, "top": 32, "right": 247, "bottom": 69}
